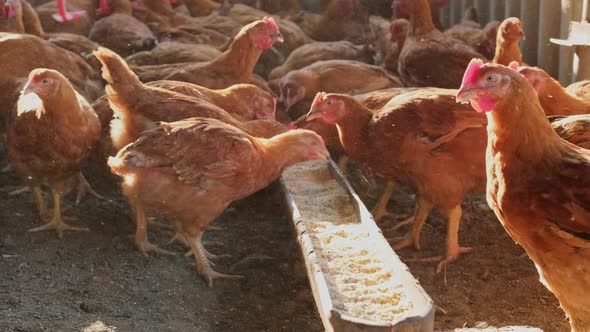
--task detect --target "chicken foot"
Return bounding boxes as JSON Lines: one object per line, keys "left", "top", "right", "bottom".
{"left": 30, "top": 186, "right": 75, "bottom": 222}
{"left": 188, "top": 233, "right": 243, "bottom": 287}
{"left": 133, "top": 200, "right": 174, "bottom": 256}
{"left": 6, "top": 173, "right": 102, "bottom": 205}
{"left": 403, "top": 205, "right": 473, "bottom": 273}
{"left": 29, "top": 188, "right": 88, "bottom": 239}
{"left": 74, "top": 173, "right": 103, "bottom": 205}
{"left": 392, "top": 196, "right": 433, "bottom": 250}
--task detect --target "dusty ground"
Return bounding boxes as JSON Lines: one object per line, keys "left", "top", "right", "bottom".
{"left": 365, "top": 182, "right": 571, "bottom": 332}
{"left": 0, "top": 167, "right": 322, "bottom": 332}
{"left": 0, "top": 159, "right": 570, "bottom": 332}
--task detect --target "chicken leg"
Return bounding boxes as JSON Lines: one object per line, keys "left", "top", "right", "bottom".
{"left": 29, "top": 188, "right": 88, "bottom": 239}
{"left": 188, "top": 232, "right": 243, "bottom": 287}
{"left": 31, "top": 185, "right": 48, "bottom": 219}
{"left": 436, "top": 205, "right": 473, "bottom": 272}
{"left": 371, "top": 181, "right": 396, "bottom": 222}
{"left": 392, "top": 196, "right": 433, "bottom": 250}
{"left": 403, "top": 205, "right": 473, "bottom": 273}
{"left": 133, "top": 200, "right": 174, "bottom": 256}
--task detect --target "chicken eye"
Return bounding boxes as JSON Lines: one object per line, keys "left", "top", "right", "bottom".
{"left": 486, "top": 74, "right": 496, "bottom": 84}
{"left": 42, "top": 79, "right": 49, "bottom": 84}
{"left": 327, "top": 101, "right": 332, "bottom": 105}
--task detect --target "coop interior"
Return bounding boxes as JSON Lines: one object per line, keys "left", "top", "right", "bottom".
{"left": 1, "top": 0, "right": 589, "bottom": 331}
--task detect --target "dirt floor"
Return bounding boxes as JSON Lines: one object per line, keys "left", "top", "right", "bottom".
{"left": 0, "top": 167, "right": 322, "bottom": 332}
{"left": 364, "top": 182, "right": 571, "bottom": 332}
{"left": 0, "top": 158, "right": 571, "bottom": 332}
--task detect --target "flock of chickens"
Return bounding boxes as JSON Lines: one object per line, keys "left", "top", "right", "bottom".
{"left": 0, "top": 0, "right": 589, "bottom": 329}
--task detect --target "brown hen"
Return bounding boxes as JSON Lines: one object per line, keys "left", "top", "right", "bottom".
{"left": 125, "top": 41, "right": 221, "bottom": 66}
{"left": 131, "top": 17, "right": 283, "bottom": 89}
{"left": 108, "top": 117, "right": 328, "bottom": 286}
{"left": 492, "top": 17, "right": 526, "bottom": 66}
{"left": 6, "top": 69, "right": 100, "bottom": 238}
{"left": 395, "top": 0, "right": 485, "bottom": 88}
{"left": 457, "top": 60, "right": 590, "bottom": 332}
{"left": 519, "top": 66, "right": 590, "bottom": 116}
{"left": 278, "top": 59, "right": 403, "bottom": 118}
{"left": 268, "top": 40, "right": 374, "bottom": 80}
{"left": 306, "top": 90, "right": 488, "bottom": 272}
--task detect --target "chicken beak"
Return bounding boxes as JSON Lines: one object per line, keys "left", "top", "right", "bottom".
{"left": 455, "top": 87, "right": 473, "bottom": 104}
{"left": 520, "top": 30, "right": 526, "bottom": 40}
{"left": 274, "top": 32, "right": 284, "bottom": 43}
{"left": 305, "top": 109, "right": 323, "bottom": 121}
{"left": 23, "top": 82, "right": 38, "bottom": 95}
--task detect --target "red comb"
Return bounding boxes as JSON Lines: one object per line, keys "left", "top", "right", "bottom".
{"left": 462, "top": 59, "right": 485, "bottom": 87}
{"left": 288, "top": 122, "right": 297, "bottom": 130}
{"left": 311, "top": 92, "right": 328, "bottom": 109}
{"left": 508, "top": 61, "right": 519, "bottom": 71}
{"left": 52, "top": 0, "right": 87, "bottom": 22}
{"left": 1, "top": 0, "right": 15, "bottom": 18}
{"left": 96, "top": 0, "right": 111, "bottom": 16}
{"left": 263, "top": 16, "right": 279, "bottom": 32}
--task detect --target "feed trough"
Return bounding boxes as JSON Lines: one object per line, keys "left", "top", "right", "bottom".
{"left": 280, "top": 159, "right": 435, "bottom": 332}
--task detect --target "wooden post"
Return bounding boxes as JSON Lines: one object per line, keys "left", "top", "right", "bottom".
{"left": 575, "top": 46, "right": 590, "bottom": 80}
{"left": 520, "top": 0, "right": 540, "bottom": 65}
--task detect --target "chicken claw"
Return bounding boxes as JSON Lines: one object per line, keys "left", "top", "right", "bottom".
{"left": 168, "top": 232, "right": 188, "bottom": 246}
{"left": 188, "top": 233, "right": 243, "bottom": 287}
{"left": 402, "top": 204, "right": 473, "bottom": 273}
{"left": 28, "top": 189, "right": 87, "bottom": 239}
{"left": 198, "top": 267, "right": 245, "bottom": 288}
{"left": 74, "top": 173, "right": 103, "bottom": 205}
{"left": 8, "top": 186, "right": 29, "bottom": 196}
{"left": 404, "top": 246, "right": 473, "bottom": 273}
{"left": 136, "top": 240, "right": 175, "bottom": 256}
{"left": 435, "top": 247, "right": 473, "bottom": 273}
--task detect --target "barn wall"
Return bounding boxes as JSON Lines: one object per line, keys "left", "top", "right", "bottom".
{"left": 440, "top": 0, "right": 590, "bottom": 85}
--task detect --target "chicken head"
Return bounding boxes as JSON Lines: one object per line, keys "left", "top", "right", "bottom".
{"left": 248, "top": 16, "right": 284, "bottom": 50}
{"left": 22, "top": 69, "right": 65, "bottom": 99}
{"left": 456, "top": 59, "right": 517, "bottom": 113}
{"left": 390, "top": 18, "right": 409, "bottom": 43}
{"left": 518, "top": 66, "right": 548, "bottom": 94}
{"left": 279, "top": 78, "right": 306, "bottom": 114}
{"left": 306, "top": 92, "right": 347, "bottom": 124}
{"left": 500, "top": 17, "right": 525, "bottom": 41}
{"left": 282, "top": 129, "right": 330, "bottom": 160}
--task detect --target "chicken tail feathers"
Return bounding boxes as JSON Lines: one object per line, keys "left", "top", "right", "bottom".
{"left": 93, "top": 47, "right": 142, "bottom": 94}
{"left": 107, "top": 156, "right": 127, "bottom": 176}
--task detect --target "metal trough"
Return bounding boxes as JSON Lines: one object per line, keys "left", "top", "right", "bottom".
{"left": 280, "top": 159, "right": 435, "bottom": 332}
